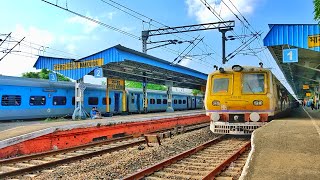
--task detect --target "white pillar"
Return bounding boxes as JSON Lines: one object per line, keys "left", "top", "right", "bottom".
{"left": 72, "top": 79, "right": 86, "bottom": 120}
{"left": 166, "top": 81, "right": 174, "bottom": 112}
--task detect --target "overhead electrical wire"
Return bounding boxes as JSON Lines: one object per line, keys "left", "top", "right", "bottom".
{"left": 223, "top": 0, "right": 286, "bottom": 80}
{"left": 40, "top": 0, "right": 226, "bottom": 70}
{"left": 41, "top": 0, "right": 141, "bottom": 40}
{"left": 177, "top": 37, "right": 204, "bottom": 64}
{"left": 220, "top": 0, "right": 294, "bottom": 93}
{"left": 99, "top": 0, "right": 223, "bottom": 67}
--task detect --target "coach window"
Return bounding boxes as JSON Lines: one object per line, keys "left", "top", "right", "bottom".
{"left": 157, "top": 99, "right": 161, "bottom": 104}
{"left": 174, "top": 99, "right": 177, "bottom": 104}
{"left": 53, "top": 96, "right": 66, "bottom": 105}
{"left": 163, "top": 99, "right": 167, "bottom": 104}
{"left": 88, "top": 97, "right": 98, "bottom": 105}
{"left": 1, "top": 95, "right": 21, "bottom": 106}
{"left": 183, "top": 100, "right": 186, "bottom": 104}
{"left": 178, "top": 99, "right": 182, "bottom": 104}
{"left": 242, "top": 73, "right": 265, "bottom": 94}
{"left": 102, "top": 97, "right": 112, "bottom": 105}
{"left": 29, "top": 96, "right": 46, "bottom": 106}
{"left": 150, "top": 99, "right": 155, "bottom": 104}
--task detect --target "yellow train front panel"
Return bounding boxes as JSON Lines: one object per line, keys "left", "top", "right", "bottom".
{"left": 205, "top": 66, "right": 275, "bottom": 135}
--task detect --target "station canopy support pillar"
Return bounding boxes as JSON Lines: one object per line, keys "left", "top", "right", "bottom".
{"left": 72, "top": 79, "right": 87, "bottom": 120}
{"left": 105, "top": 77, "right": 111, "bottom": 117}
{"left": 143, "top": 73, "right": 148, "bottom": 113}
{"left": 122, "top": 80, "right": 127, "bottom": 114}
{"left": 166, "top": 81, "right": 174, "bottom": 112}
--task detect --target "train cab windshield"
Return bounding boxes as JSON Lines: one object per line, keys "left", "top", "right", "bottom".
{"left": 242, "top": 73, "right": 265, "bottom": 94}
{"left": 213, "top": 78, "right": 229, "bottom": 93}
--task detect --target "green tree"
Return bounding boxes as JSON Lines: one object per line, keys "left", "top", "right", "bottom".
{"left": 192, "top": 89, "right": 204, "bottom": 96}
{"left": 314, "top": 0, "right": 320, "bottom": 21}
{"left": 22, "top": 72, "right": 40, "bottom": 79}
{"left": 125, "top": 80, "right": 167, "bottom": 90}
{"left": 22, "top": 69, "right": 71, "bottom": 82}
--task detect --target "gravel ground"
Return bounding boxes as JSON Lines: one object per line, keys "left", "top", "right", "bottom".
{"left": 34, "top": 127, "right": 218, "bottom": 180}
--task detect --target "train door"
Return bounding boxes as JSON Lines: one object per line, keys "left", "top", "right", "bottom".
{"left": 191, "top": 97, "right": 196, "bottom": 109}
{"left": 187, "top": 97, "right": 190, "bottom": 109}
{"left": 136, "top": 94, "right": 141, "bottom": 112}
{"left": 114, "top": 93, "right": 120, "bottom": 112}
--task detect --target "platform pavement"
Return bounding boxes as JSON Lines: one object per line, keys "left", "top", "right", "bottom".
{"left": 241, "top": 106, "right": 320, "bottom": 180}
{"left": 0, "top": 110, "right": 205, "bottom": 149}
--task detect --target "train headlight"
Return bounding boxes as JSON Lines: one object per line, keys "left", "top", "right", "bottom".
{"left": 250, "top": 112, "right": 260, "bottom": 122}
{"left": 232, "top": 65, "right": 243, "bottom": 72}
{"left": 210, "top": 112, "right": 220, "bottom": 121}
{"left": 212, "top": 100, "right": 220, "bottom": 106}
{"left": 253, "top": 100, "right": 263, "bottom": 106}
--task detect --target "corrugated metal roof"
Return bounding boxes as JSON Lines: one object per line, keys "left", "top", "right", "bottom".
{"left": 263, "top": 24, "right": 320, "bottom": 98}
{"left": 34, "top": 45, "right": 207, "bottom": 85}
{"left": 263, "top": 24, "right": 320, "bottom": 51}
{"left": 34, "top": 47, "right": 120, "bottom": 80}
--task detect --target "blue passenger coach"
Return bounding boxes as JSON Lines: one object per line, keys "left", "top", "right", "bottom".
{"left": 0, "top": 76, "right": 203, "bottom": 121}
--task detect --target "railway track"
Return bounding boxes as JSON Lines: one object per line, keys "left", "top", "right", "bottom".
{"left": 0, "top": 122, "right": 209, "bottom": 179}
{"left": 124, "top": 136, "right": 250, "bottom": 180}
{"left": 214, "top": 150, "right": 250, "bottom": 180}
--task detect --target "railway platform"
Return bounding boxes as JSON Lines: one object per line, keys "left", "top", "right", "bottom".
{"left": 0, "top": 110, "right": 208, "bottom": 159}
{"left": 241, "top": 106, "right": 320, "bottom": 180}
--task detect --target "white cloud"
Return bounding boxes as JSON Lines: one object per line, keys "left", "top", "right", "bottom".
{"left": 186, "top": 0, "right": 255, "bottom": 23}
{"left": 66, "top": 44, "right": 76, "bottom": 54}
{"left": 66, "top": 12, "right": 99, "bottom": 34}
{"left": 58, "top": 35, "right": 88, "bottom": 44}
{"left": 0, "top": 25, "right": 54, "bottom": 76}
{"left": 179, "top": 56, "right": 192, "bottom": 67}
{"left": 106, "top": 12, "right": 116, "bottom": 20}
{"left": 120, "top": 26, "right": 135, "bottom": 32}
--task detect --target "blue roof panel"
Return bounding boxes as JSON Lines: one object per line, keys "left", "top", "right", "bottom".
{"left": 264, "top": 24, "right": 320, "bottom": 51}
{"left": 34, "top": 44, "right": 207, "bottom": 81}
{"left": 34, "top": 47, "right": 122, "bottom": 80}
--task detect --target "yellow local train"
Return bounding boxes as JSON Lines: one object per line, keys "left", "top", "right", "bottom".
{"left": 205, "top": 65, "right": 297, "bottom": 135}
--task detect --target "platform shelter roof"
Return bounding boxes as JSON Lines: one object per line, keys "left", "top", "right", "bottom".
{"left": 34, "top": 44, "right": 208, "bottom": 89}
{"left": 263, "top": 24, "right": 320, "bottom": 98}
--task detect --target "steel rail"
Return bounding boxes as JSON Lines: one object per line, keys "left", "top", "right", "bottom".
{"left": 203, "top": 141, "right": 251, "bottom": 180}
{"left": 0, "top": 122, "right": 210, "bottom": 179}
{"left": 0, "top": 139, "right": 145, "bottom": 179}
{"left": 123, "top": 135, "right": 225, "bottom": 180}
{"left": 0, "top": 122, "right": 209, "bottom": 165}
{"left": 0, "top": 135, "right": 134, "bottom": 165}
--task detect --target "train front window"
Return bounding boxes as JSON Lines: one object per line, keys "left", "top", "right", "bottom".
{"left": 213, "top": 78, "right": 229, "bottom": 93}
{"left": 242, "top": 73, "right": 265, "bottom": 93}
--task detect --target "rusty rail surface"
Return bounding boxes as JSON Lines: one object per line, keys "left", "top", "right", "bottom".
{"left": 0, "top": 139, "right": 144, "bottom": 179}
{"left": 123, "top": 135, "right": 225, "bottom": 180}
{"left": 203, "top": 141, "right": 251, "bottom": 180}
{"left": 0, "top": 136, "right": 133, "bottom": 165}
{"left": 0, "top": 122, "right": 209, "bottom": 179}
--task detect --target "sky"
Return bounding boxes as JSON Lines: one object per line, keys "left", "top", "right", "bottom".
{"left": 0, "top": 0, "right": 317, "bottom": 94}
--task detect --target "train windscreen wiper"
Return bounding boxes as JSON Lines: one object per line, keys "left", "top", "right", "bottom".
{"left": 245, "top": 82, "right": 255, "bottom": 94}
